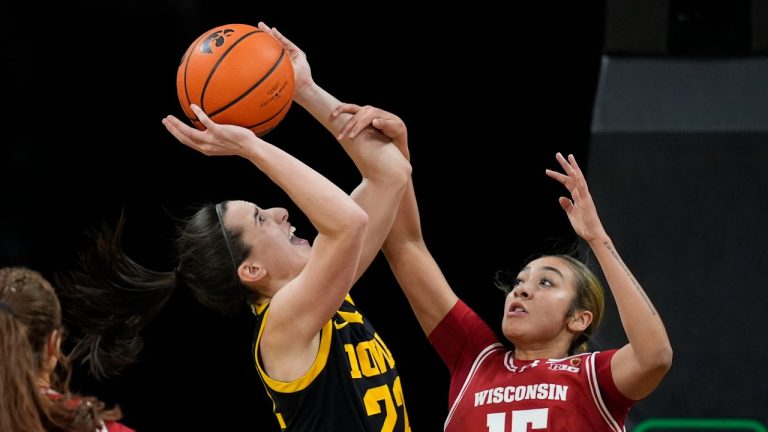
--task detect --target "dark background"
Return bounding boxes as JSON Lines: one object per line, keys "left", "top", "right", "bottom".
{"left": 3, "top": 1, "right": 766, "bottom": 431}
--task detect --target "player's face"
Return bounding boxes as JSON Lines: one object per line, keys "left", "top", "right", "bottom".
{"left": 501, "top": 256, "right": 578, "bottom": 350}
{"left": 224, "top": 200, "right": 311, "bottom": 276}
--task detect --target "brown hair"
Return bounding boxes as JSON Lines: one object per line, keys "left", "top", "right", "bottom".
{"left": 0, "top": 267, "right": 124, "bottom": 432}
{"left": 554, "top": 254, "right": 605, "bottom": 355}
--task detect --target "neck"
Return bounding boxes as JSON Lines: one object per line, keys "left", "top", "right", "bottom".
{"left": 513, "top": 348, "right": 570, "bottom": 361}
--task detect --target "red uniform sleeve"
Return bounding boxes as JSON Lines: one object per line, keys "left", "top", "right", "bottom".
{"left": 594, "top": 349, "right": 636, "bottom": 420}
{"left": 428, "top": 300, "right": 501, "bottom": 406}
{"left": 104, "top": 420, "right": 137, "bottom": 432}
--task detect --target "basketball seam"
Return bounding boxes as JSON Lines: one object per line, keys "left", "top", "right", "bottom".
{"left": 207, "top": 46, "right": 287, "bottom": 118}
{"left": 200, "top": 29, "right": 264, "bottom": 112}
{"left": 180, "top": 31, "right": 209, "bottom": 119}
{"left": 247, "top": 99, "right": 292, "bottom": 131}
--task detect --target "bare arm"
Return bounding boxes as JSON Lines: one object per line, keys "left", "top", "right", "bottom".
{"left": 163, "top": 104, "right": 368, "bottom": 377}
{"left": 333, "top": 104, "right": 459, "bottom": 336}
{"left": 382, "top": 180, "right": 459, "bottom": 335}
{"left": 546, "top": 152, "right": 673, "bottom": 400}
{"left": 260, "top": 23, "right": 411, "bottom": 284}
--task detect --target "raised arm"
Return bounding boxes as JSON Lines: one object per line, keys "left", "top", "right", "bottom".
{"left": 334, "top": 104, "right": 459, "bottom": 336}
{"left": 545, "top": 152, "right": 673, "bottom": 400}
{"left": 163, "top": 104, "right": 368, "bottom": 349}
{"left": 259, "top": 22, "right": 411, "bottom": 283}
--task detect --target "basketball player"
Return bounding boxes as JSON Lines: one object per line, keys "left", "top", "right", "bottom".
{"left": 334, "top": 104, "right": 673, "bottom": 431}
{"left": 56, "top": 22, "right": 413, "bottom": 431}
{"left": 0, "top": 266, "right": 135, "bottom": 432}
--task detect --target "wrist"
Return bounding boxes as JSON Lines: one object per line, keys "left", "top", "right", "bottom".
{"left": 586, "top": 233, "right": 611, "bottom": 249}
{"left": 293, "top": 81, "right": 320, "bottom": 107}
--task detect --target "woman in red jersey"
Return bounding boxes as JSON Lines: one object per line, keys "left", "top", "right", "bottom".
{"left": 0, "top": 266, "right": 135, "bottom": 432}
{"left": 335, "top": 104, "right": 673, "bottom": 431}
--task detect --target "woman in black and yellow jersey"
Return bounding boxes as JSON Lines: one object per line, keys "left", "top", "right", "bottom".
{"left": 56, "top": 21, "right": 413, "bottom": 432}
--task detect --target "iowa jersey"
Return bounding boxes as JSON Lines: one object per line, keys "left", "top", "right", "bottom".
{"left": 252, "top": 296, "right": 411, "bottom": 431}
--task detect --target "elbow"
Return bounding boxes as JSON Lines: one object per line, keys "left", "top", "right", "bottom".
{"left": 362, "top": 130, "right": 412, "bottom": 188}
{"left": 380, "top": 151, "right": 412, "bottom": 190}
{"left": 659, "top": 343, "right": 674, "bottom": 372}
{"left": 647, "top": 342, "right": 674, "bottom": 376}
{"left": 344, "top": 205, "right": 370, "bottom": 238}
{"left": 392, "top": 157, "right": 412, "bottom": 190}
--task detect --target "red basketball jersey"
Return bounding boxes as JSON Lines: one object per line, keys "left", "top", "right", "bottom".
{"left": 429, "top": 300, "right": 634, "bottom": 432}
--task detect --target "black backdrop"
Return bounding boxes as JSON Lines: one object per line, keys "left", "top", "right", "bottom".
{"left": 3, "top": 1, "right": 765, "bottom": 431}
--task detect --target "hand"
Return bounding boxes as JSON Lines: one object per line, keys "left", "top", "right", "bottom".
{"left": 545, "top": 152, "right": 606, "bottom": 242}
{"left": 258, "top": 22, "right": 314, "bottom": 97}
{"left": 332, "top": 103, "right": 410, "bottom": 160}
{"left": 162, "top": 104, "right": 260, "bottom": 157}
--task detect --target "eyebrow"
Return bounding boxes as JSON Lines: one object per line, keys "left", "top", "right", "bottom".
{"left": 521, "top": 265, "right": 564, "bottom": 279}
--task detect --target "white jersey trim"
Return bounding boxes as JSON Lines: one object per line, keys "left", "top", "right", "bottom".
{"left": 444, "top": 342, "right": 504, "bottom": 431}
{"left": 586, "top": 351, "right": 624, "bottom": 432}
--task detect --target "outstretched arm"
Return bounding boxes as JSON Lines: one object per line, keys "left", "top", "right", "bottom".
{"left": 546, "top": 152, "right": 672, "bottom": 400}
{"left": 334, "top": 104, "right": 458, "bottom": 336}
{"left": 259, "top": 22, "right": 411, "bottom": 284}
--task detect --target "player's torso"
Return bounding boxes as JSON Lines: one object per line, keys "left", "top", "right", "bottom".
{"left": 256, "top": 299, "right": 411, "bottom": 431}
{"left": 446, "top": 351, "right": 623, "bottom": 432}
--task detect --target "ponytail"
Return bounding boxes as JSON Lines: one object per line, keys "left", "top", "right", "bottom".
{"left": 56, "top": 214, "right": 176, "bottom": 380}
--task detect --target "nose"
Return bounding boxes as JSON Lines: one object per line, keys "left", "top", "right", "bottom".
{"left": 512, "top": 283, "right": 532, "bottom": 299}
{"left": 268, "top": 207, "right": 288, "bottom": 223}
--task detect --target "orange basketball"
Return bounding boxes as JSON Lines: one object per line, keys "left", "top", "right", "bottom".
{"left": 176, "top": 23, "right": 295, "bottom": 137}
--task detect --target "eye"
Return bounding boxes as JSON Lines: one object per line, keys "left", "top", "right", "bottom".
{"left": 258, "top": 215, "right": 266, "bottom": 224}
{"left": 513, "top": 278, "right": 524, "bottom": 286}
{"left": 539, "top": 278, "right": 553, "bottom": 287}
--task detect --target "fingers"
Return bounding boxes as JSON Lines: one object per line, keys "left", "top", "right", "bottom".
{"left": 189, "top": 104, "right": 215, "bottom": 130}
{"left": 555, "top": 152, "right": 572, "bottom": 173}
{"left": 568, "top": 153, "right": 584, "bottom": 177}
{"left": 558, "top": 196, "right": 573, "bottom": 213}
{"left": 332, "top": 103, "right": 363, "bottom": 117}
{"left": 258, "top": 22, "right": 296, "bottom": 51}
{"left": 162, "top": 115, "right": 196, "bottom": 147}
{"left": 333, "top": 104, "right": 405, "bottom": 141}
{"left": 372, "top": 118, "right": 405, "bottom": 139}
{"left": 555, "top": 152, "right": 585, "bottom": 179}
{"left": 548, "top": 152, "right": 588, "bottom": 202}
{"left": 544, "top": 168, "right": 568, "bottom": 184}
{"left": 335, "top": 105, "right": 376, "bottom": 140}
{"left": 332, "top": 104, "right": 362, "bottom": 140}
{"left": 163, "top": 105, "right": 215, "bottom": 148}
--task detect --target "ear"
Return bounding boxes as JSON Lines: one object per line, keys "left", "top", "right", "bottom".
{"left": 568, "top": 309, "right": 593, "bottom": 333}
{"left": 42, "top": 329, "right": 62, "bottom": 374}
{"left": 238, "top": 261, "right": 267, "bottom": 283}
{"left": 47, "top": 329, "right": 62, "bottom": 357}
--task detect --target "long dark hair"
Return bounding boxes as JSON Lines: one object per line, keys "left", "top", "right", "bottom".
{"left": 57, "top": 202, "right": 254, "bottom": 380}
{"left": 0, "top": 267, "right": 123, "bottom": 432}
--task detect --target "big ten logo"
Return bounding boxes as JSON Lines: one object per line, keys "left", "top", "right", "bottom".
{"left": 548, "top": 363, "right": 579, "bottom": 373}
{"left": 343, "top": 333, "right": 396, "bottom": 379}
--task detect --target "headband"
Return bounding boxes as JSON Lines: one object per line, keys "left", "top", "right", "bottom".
{"left": 215, "top": 202, "right": 239, "bottom": 275}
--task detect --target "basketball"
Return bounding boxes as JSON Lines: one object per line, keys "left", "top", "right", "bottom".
{"left": 176, "top": 23, "right": 295, "bottom": 137}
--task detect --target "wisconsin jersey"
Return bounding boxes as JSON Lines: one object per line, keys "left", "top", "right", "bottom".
{"left": 429, "top": 300, "right": 634, "bottom": 432}
{"left": 252, "top": 296, "right": 411, "bottom": 431}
